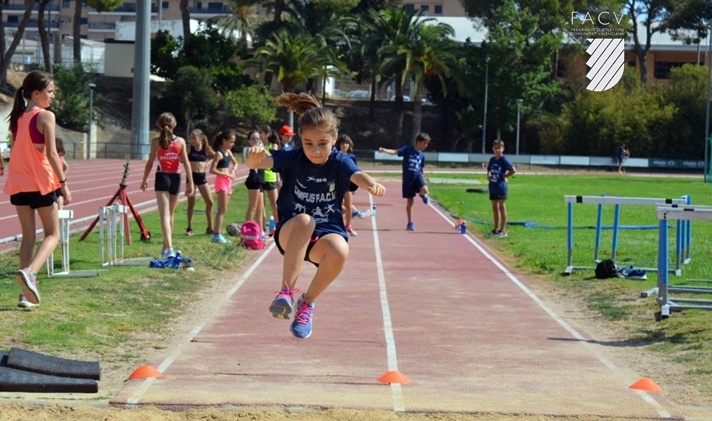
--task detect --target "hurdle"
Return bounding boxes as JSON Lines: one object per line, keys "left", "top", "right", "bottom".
{"left": 45, "top": 210, "right": 99, "bottom": 278}
{"left": 564, "top": 195, "right": 691, "bottom": 276}
{"left": 99, "top": 204, "right": 153, "bottom": 267}
{"left": 655, "top": 205, "right": 712, "bottom": 319}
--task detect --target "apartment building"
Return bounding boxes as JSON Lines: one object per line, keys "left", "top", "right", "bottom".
{"left": 1, "top": 0, "right": 466, "bottom": 43}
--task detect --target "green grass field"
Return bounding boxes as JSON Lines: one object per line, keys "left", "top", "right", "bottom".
{"left": 429, "top": 172, "right": 712, "bottom": 398}
{"left": 1, "top": 172, "right": 711, "bottom": 400}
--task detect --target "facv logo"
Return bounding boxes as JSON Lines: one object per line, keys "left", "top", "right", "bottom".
{"left": 570, "top": 12, "right": 626, "bottom": 92}
{"left": 585, "top": 38, "right": 624, "bottom": 91}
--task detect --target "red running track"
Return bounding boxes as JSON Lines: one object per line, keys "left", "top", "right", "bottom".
{"left": 110, "top": 180, "right": 682, "bottom": 419}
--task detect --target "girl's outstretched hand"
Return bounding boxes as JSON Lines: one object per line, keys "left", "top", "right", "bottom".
{"left": 246, "top": 146, "right": 267, "bottom": 168}
{"left": 367, "top": 183, "right": 386, "bottom": 197}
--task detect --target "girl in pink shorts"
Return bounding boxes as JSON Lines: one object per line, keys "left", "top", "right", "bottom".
{"left": 209, "top": 130, "right": 238, "bottom": 243}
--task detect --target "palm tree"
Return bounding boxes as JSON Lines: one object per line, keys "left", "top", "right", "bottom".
{"left": 399, "top": 22, "right": 458, "bottom": 139}
{"left": 374, "top": 8, "right": 458, "bottom": 140}
{"left": 368, "top": 7, "right": 419, "bottom": 142}
{"left": 211, "top": 0, "right": 262, "bottom": 49}
{"left": 252, "top": 29, "right": 337, "bottom": 93}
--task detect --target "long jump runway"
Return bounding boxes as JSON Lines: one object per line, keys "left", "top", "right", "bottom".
{"left": 110, "top": 180, "right": 682, "bottom": 419}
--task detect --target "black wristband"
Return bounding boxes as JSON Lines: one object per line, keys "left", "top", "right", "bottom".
{"left": 59, "top": 179, "right": 66, "bottom": 184}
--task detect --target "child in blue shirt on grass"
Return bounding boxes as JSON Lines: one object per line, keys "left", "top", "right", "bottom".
{"left": 246, "top": 92, "right": 386, "bottom": 339}
{"left": 378, "top": 132, "right": 431, "bottom": 231}
{"left": 487, "top": 139, "right": 516, "bottom": 237}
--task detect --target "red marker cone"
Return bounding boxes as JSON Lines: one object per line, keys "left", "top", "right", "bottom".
{"left": 629, "top": 377, "right": 662, "bottom": 393}
{"left": 128, "top": 365, "right": 164, "bottom": 380}
{"left": 377, "top": 370, "right": 410, "bottom": 384}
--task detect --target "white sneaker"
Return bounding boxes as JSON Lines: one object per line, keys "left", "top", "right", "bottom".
{"left": 17, "top": 293, "right": 38, "bottom": 309}
{"left": 346, "top": 224, "right": 358, "bottom": 237}
{"left": 358, "top": 209, "right": 372, "bottom": 218}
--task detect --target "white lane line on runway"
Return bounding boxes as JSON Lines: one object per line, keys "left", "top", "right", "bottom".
{"left": 369, "top": 195, "right": 405, "bottom": 413}
{"left": 125, "top": 241, "right": 277, "bottom": 408}
{"left": 428, "top": 203, "right": 672, "bottom": 419}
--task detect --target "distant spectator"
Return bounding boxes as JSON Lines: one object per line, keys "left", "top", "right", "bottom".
{"left": 617, "top": 144, "right": 630, "bottom": 173}
{"left": 279, "top": 124, "right": 295, "bottom": 151}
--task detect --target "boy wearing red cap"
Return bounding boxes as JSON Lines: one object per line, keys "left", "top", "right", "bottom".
{"left": 279, "top": 125, "right": 295, "bottom": 151}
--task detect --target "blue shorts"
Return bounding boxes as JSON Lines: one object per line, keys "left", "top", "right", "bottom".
{"left": 402, "top": 175, "right": 426, "bottom": 199}
{"left": 489, "top": 181, "right": 508, "bottom": 201}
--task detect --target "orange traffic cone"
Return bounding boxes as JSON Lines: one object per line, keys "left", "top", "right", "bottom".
{"left": 377, "top": 370, "right": 410, "bottom": 384}
{"left": 629, "top": 377, "right": 662, "bottom": 393}
{"left": 128, "top": 365, "right": 164, "bottom": 380}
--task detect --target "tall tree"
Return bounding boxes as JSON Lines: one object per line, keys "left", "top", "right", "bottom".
{"left": 480, "top": 0, "right": 561, "bottom": 149}
{"left": 341, "top": 10, "right": 389, "bottom": 117}
{"left": 211, "top": 0, "right": 262, "bottom": 49}
{"left": 163, "top": 66, "right": 219, "bottom": 132}
{"left": 180, "top": 0, "right": 191, "bottom": 44}
{"left": 252, "top": 29, "right": 336, "bottom": 92}
{"left": 38, "top": 0, "right": 53, "bottom": 73}
{"left": 393, "top": 22, "right": 459, "bottom": 139}
{"left": 0, "top": 0, "right": 37, "bottom": 92}
{"left": 666, "top": 0, "right": 712, "bottom": 59}
{"left": 626, "top": 0, "right": 670, "bottom": 85}
{"left": 73, "top": 1, "right": 124, "bottom": 64}
{"left": 367, "top": 7, "right": 419, "bottom": 142}
{"left": 73, "top": 0, "right": 82, "bottom": 63}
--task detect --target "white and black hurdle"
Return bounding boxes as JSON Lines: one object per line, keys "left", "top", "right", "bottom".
{"left": 655, "top": 205, "right": 712, "bottom": 320}
{"left": 564, "top": 195, "right": 691, "bottom": 276}
{"left": 99, "top": 204, "right": 153, "bottom": 267}
{"left": 45, "top": 209, "right": 99, "bottom": 278}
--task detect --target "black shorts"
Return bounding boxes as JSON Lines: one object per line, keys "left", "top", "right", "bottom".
{"left": 245, "top": 179, "right": 263, "bottom": 190}
{"left": 263, "top": 181, "right": 277, "bottom": 191}
{"left": 489, "top": 193, "right": 508, "bottom": 201}
{"left": 274, "top": 227, "right": 320, "bottom": 267}
{"left": 155, "top": 172, "right": 181, "bottom": 195}
{"left": 190, "top": 172, "right": 207, "bottom": 186}
{"left": 10, "top": 189, "right": 62, "bottom": 209}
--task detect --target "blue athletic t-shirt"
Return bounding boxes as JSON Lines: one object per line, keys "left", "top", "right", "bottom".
{"left": 397, "top": 145, "right": 425, "bottom": 182}
{"left": 272, "top": 148, "right": 360, "bottom": 238}
{"left": 487, "top": 155, "right": 513, "bottom": 195}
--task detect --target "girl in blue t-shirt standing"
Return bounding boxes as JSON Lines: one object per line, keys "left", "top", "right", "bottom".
{"left": 246, "top": 92, "right": 386, "bottom": 339}
{"left": 487, "top": 139, "right": 516, "bottom": 237}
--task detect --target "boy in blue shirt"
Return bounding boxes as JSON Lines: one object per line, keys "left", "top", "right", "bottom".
{"left": 247, "top": 93, "right": 386, "bottom": 339}
{"left": 487, "top": 139, "right": 516, "bottom": 237}
{"left": 378, "top": 133, "right": 431, "bottom": 231}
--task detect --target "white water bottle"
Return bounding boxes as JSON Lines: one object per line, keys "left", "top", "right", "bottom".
{"left": 372, "top": 204, "right": 377, "bottom": 217}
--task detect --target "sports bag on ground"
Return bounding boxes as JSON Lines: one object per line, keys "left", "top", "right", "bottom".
{"left": 240, "top": 221, "right": 264, "bottom": 250}
{"left": 595, "top": 259, "right": 617, "bottom": 279}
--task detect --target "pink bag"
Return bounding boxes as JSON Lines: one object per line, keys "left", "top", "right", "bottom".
{"left": 240, "top": 221, "right": 264, "bottom": 250}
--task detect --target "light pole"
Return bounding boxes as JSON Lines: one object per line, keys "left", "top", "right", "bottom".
{"left": 481, "top": 59, "right": 489, "bottom": 154}
{"left": 88, "top": 83, "right": 96, "bottom": 160}
{"left": 515, "top": 98, "right": 523, "bottom": 155}
{"left": 705, "top": 19, "right": 712, "bottom": 183}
